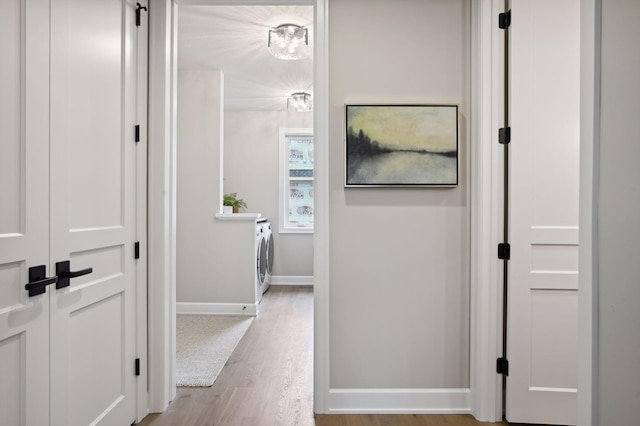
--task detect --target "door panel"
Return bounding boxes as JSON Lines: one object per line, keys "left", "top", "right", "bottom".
{"left": 529, "top": 290, "right": 578, "bottom": 389}
{"left": 0, "top": 0, "right": 22, "bottom": 235}
{"left": 69, "top": 293, "right": 125, "bottom": 426}
{"left": 507, "top": 0, "right": 580, "bottom": 424}
{"left": 59, "top": 0, "right": 125, "bottom": 230}
{"left": 0, "top": 1, "right": 50, "bottom": 425}
{"left": 0, "top": 333, "right": 23, "bottom": 426}
{"left": 49, "top": 0, "right": 137, "bottom": 424}
{"left": 66, "top": 0, "right": 124, "bottom": 230}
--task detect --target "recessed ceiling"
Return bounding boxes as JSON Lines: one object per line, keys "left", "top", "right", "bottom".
{"left": 178, "top": 5, "right": 314, "bottom": 111}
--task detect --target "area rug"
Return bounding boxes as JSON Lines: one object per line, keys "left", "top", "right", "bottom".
{"left": 176, "top": 315, "right": 253, "bottom": 387}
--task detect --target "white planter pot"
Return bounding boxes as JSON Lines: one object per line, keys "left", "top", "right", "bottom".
{"left": 222, "top": 205, "right": 233, "bottom": 214}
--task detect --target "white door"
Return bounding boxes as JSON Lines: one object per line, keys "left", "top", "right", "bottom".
{"left": 0, "top": 1, "right": 51, "bottom": 424}
{"left": 506, "top": 0, "right": 580, "bottom": 424}
{"left": 49, "top": 0, "right": 140, "bottom": 424}
{"left": 0, "top": 1, "right": 144, "bottom": 425}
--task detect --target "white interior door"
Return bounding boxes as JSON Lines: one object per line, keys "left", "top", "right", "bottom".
{"left": 506, "top": 0, "right": 580, "bottom": 424}
{"left": 0, "top": 1, "right": 143, "bottom": 425}
{"left": 0, "top": 1, "right": 50, "bottom": 424}
{"left": 49, "top": 0, "right": 139, "bottom": 425}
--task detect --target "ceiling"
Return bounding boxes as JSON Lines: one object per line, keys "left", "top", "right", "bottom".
{"left": 178, "top": 5, "right": 314, "bottom": 111}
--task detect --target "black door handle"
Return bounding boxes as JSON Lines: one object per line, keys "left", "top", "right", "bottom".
{"left": 56, "top": 260, "right": 93, "bottom": 289}
{"left": 25, "top": 265, "right": 58, "bottom": 297}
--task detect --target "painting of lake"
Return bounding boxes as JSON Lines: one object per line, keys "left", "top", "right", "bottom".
{"left": 345, "top": 105, "right": 459, "bottom": 186}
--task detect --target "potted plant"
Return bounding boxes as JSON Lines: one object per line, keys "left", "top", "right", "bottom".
{"left": 223, "top": 192, "right": 247, "bottom": 213}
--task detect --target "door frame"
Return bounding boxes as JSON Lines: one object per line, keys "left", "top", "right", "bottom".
{"left": 578, "top": 0, "right": 599, "bottom": 424}
{"left": 147, "top": 0, "right": 177, "bottom": 412}
{"left": 146, "top": 0, "right": 330, "bottom": 414}
{"left": 146, "top": 0, "right": 598, "bottom": 422}
{"left": 468, "top": 0, "right": 504, "bottom": 421}
{"left": 135, "top": 0, "right": 150, "bottom": 422}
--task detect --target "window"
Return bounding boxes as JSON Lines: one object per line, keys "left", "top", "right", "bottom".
{"left": 279, "top": 128, "right": 313, "bottom": 233}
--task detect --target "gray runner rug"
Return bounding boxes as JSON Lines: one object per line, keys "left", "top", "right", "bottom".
{"left": 176, "top": 314, "right": 253, "bottom": 387}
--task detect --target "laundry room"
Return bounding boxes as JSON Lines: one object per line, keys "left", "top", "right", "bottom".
{"left": 174, "top": 5, "right": 315, "bottom": 316}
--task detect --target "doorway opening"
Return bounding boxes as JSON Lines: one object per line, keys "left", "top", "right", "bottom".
{"left": 169, "top": 3, "right": 316, "bottom": 421}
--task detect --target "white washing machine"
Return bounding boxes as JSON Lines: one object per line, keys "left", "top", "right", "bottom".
{"left": 255, "top": 221, "right": 267, "bottom": 302}
{"left": 263, "top": 221, "right": 273, "bottom": 293}
{"left": 256, "top": 219, "right": 273, "bottom": 301}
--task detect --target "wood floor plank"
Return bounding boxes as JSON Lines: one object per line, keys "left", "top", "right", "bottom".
{"left": 137, "top": 286, "right": 513, "bottom": 426}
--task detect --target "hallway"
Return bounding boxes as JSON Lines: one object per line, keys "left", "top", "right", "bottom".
{"left": 139, "top": 286, "right": 314, "bottom": 425}
{"left": 138, "top": 286, "right": 509, "bottom": 425}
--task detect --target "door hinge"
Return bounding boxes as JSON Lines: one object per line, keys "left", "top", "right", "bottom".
{"left": 134, "top": 241, "right": 140, "bottom": 259}
{"left": 135, "top": 125, "right": 140, "bottom": 143}
{"left": 499, "top": 10, "right": 511, "bottom": 29}
{"left": 497, "top": 357, "right": 509, "bottom": 375}
{"left": 135, "top": 358, "right": 140, "bottom": 376}
{"left": 136, "top": 3, "right": 147, "bottom": 27}
{"left": 499, "top": 127, "right": 511, "bottom": 144}
{"left": 498, "top": 243, "right": 510, "bottom": 260}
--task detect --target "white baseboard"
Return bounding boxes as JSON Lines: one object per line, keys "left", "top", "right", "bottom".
{"left": 328, "top": 388, "right": 471, "bottom": 414}
{"left": 270, "top": 275, "right": 314, "bottom": 286}
{"left": 176, "top": 302, "right": 258, "bottom": 316}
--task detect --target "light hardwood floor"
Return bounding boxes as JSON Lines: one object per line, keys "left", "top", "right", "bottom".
{"left": 137, "top": 286, "right": 512, "bottom": 426}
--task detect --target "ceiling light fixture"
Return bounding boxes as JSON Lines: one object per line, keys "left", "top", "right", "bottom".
{"left": 268, "top": 24, "right": 309, "bottom": 60}
{"left": 287, "top": 92, "right": 312, "bottom": 112}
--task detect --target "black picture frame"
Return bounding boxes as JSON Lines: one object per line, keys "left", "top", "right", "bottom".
{"left": 345, "top": 104, "right": 459, "bottom": 187}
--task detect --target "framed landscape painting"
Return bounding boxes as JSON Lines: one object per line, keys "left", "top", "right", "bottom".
{"left": 344, "top": 104, "right": 459, "bottom": 187}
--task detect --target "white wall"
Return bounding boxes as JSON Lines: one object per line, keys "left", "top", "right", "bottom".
{"left": 329, "top": 0, "right": 471, "bottom": 390}
{"left": 224, "top": 111, "right": 313, "bottom": 277}
{"left": 597, "top": 0, "right": 640, "bottom": 423}
{"left": 177, "top": 70, "right": 256, "bottom": 305}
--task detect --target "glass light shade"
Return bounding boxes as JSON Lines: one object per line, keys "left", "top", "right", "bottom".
{"left": 268, "top": 24, "right": 309, "bottom": 60}
{"left": 287, "top": 92, "right": 312, "bottom": 112}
